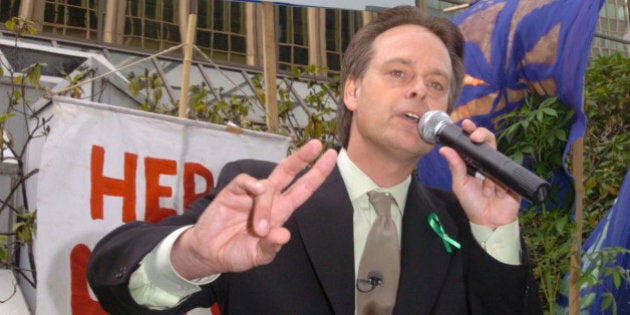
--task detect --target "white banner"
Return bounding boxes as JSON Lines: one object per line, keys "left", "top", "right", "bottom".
{"left": 35, "top": 97, "right": 291, "bottom": 314}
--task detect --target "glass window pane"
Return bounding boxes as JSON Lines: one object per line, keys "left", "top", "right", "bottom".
{"left": 231, "top": 35, "right": 245, "bottom": 53}
{"left": 194, "top": 0, "right": 246, "bottom": 63}
{"left": 213, "top": 33, "right": 228, "bottom": 50}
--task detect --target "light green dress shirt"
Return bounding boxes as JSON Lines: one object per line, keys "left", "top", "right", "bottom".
{"left": 335, "top": 149, "right": 409, "bottom": 278}
{"left": 128, "top": 149, "right": 521, "bottom": 309}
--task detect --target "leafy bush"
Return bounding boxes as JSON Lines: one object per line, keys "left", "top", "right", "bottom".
{"left": 495, "top": 94, "right": 575, "bottom": 313}
{"left": 582, "top": 53, "right": 630, "bottom": 230}
{"left": 0, "top": 17, "right": 45, "bottom": 288}
{"left": 493, "top": 52, "right": 630, "bottom": 314}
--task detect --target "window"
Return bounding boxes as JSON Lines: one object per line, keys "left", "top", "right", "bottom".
{"left": 42, "top": 0, "right": 98, "bottom": 40}
{"left": 325, "top": 9, "right": 362, "bottom": 76}
{"left": 278, "top": 5, "right": 308, "bottom": 71}
{"left": 0, "top": 0, "right": 21, "bottom": 23}
{"left": 123, "top": 0, "right": 180, "bottom": 51}
{"left": 196, "top": 0, "right": 246, "bottom": 63}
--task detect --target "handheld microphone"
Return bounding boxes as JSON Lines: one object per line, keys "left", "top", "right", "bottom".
{"left": 418, "top": 110, "right": 550, "bottom": 204}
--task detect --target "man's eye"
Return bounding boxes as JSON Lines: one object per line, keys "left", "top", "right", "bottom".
{"left": 429, "top": 81, "right": 444, "bottom": 91}
{"left": 390, "top": 70, "right": 405, "bottom": 78}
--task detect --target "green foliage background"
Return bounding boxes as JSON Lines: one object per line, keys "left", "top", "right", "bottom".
{"left": 500, "top": 53, "right": 630, "bottom": 314}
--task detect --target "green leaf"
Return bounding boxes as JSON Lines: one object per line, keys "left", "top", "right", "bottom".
{"left": 541, "top": 107, "right": 558, "bottom": 117}
{"left": 581, "top": 292, "right": 595, "bottom": 308}
{"left": 613, "top": 271, "right": 621, "bottom": 288}
{"left": 555, "top": 218, "right": 566, "bottom": 233}
{"left": 128, "top": 78, "right": 141, "bottom": 96}
{"left": 5, "top": 19, "right": 16, "bottom": 31}
{"left": 0, "top": 113, "right": 16, "bottom": 124}
{"left": 554, "top": 129, "right": 567, "bottom": 141}
{"left": 28, "top": 25, "right": 38, "bottom": 35}
{"left": 601, "top": 293, "right": 613, "bottom": 312}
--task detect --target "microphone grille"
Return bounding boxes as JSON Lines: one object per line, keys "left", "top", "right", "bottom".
{"left": 418, "top": 110, "right": 451, "bottom": 144}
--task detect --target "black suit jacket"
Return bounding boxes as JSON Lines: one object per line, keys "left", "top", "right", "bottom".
{"left": 87, "top": 159, "right": 542, "bottom": 314}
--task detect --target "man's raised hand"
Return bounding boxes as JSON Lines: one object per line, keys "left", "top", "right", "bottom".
{"left": 439, "top": 119, "right": 521, "bottom": 230}
{"left": 171, "top": 140, "right": 338, "bottom": 279}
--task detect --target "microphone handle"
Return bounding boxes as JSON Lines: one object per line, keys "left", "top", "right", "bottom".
{"left": 436, "top": 123, "right": 551, "bottom": 204}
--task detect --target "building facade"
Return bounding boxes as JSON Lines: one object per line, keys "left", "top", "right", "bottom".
{"left": 1, "top": 0, "right": 627, "bottom": 76}
{"left": 1, "top": 0, "right": 379, "bottom": 77}
{"left": 592, "top": 0, "right": 630, "bottom": 57}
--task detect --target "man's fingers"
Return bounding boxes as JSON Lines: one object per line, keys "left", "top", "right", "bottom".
{"left": 439, "top": 146, "right": 467, "bottom": 182}
{"left": 252, "top": 141, "right": 336, "bottom": 234}
{"left": 256, "top": 227, "right": 291, "bottom": 265}
{"left": 267, "top": 139, "right": 324, "bottom": 190}
{"left": 251, "top": 179, "right": 274, "bottom": 236}
{"left": 212, "top": 174, "right": 272, "bottom": 237}
{"left": 224, "top": 174, "right": 267, "bottom": 196}
{"left": 280, "top": 149, "right": 338, "bottom": 211}
{"left": 481, "top": 174, "right": 497, "bottom": 198}
{"left": 462, "top": 119, "right": 496, "bottom": 148}
{"left": 250, "top": 146, "right": 334, "bottom": 260}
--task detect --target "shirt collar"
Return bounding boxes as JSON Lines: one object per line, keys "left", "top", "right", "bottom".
{"left": 337, "top": 149, "right": 411, "bottom": 213}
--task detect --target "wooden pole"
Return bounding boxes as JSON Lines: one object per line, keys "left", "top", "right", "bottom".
{"left": 261, "top": 1, "right": 279, "bottom": 133}
{"left": 569, "top": 136, "right": 584, "bottom": 315}
{"left": 17, "top": 0, "right": 34, "bottom": 20}
{"left": 443, "top": 4, "right": 470, "bottom": 13}
{"left": 178, "top": 1, "right": 197, "bottom": 118}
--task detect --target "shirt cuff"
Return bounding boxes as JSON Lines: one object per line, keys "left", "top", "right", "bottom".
{"left": 470, "top": 219, "right": 522, "bottom": 265}
{"left": 129, "top": 225, "right": 219, "bottom": 309}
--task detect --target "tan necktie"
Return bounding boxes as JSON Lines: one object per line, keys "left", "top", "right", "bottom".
{"left": 356, "top": 191, "right": 400, "bottom": 315}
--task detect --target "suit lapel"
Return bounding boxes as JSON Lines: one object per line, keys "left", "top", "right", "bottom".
{"left": 293, "top": 166, "right": 355, "bottom": 315}
{"left": 292, "top": 168, "right": 461, "bottom": 314}
{"left": 395, "top": 181, "right": 459, "bottom": 314}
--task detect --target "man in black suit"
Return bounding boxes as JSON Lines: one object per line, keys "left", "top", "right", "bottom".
{"left": 87, "top": 6, "right": 542, "bottom": 314}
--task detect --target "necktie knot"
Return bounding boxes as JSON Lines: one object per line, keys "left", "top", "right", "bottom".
{"left": 367, "top": 190, "right": 393, "bottom": 217}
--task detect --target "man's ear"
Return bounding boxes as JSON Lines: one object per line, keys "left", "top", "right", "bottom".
{"left": 344, "top": 76, "right": 359, "bottom": 111}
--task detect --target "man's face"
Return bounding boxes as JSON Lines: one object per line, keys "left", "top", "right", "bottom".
{"left": 344, "top": 24, "right": 452, "bottom": 162}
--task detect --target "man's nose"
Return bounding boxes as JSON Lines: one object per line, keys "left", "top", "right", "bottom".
{"left": 407, "top": 78, "right": 428, "bottom": 100}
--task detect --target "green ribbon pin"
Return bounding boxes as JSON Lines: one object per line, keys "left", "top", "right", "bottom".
{"left": 428, "top": 213, "right": 461, "bottom": 253}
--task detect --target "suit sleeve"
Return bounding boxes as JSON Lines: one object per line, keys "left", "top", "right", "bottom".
{"left": 85, "top": 160, "right": 276, "bottom": 314}
{"left": 461, "top": 227, "right": 542, "bottom": 314}
{"left": 462, "top": 220, "right": 542, "bottom": 314}
{"left": 435, "top": 189, "right": 543, "bottom": 315}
